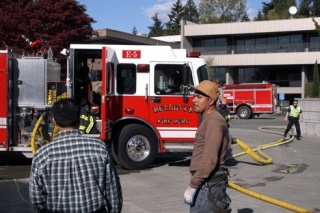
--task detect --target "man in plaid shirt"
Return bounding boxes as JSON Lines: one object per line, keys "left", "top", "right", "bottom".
{"left": 29, "top": 98, "right": 122, "bottom": 213}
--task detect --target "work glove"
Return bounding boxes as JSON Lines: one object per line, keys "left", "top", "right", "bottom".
{"left": 184, "top": 186, "right": 197, "bottom": 205}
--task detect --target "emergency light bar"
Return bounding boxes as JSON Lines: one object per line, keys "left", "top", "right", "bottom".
{"left": 188, "top": 52, "right": 201, "bottom": 57}
{"left": 138, "top": 64, "right": 149, "bottom": 73}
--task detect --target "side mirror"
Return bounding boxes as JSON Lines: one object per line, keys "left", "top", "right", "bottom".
{"left": 182, "top": 64, "right": 190, "bottom": 86}
{"left": 182, "top": 64, "right": 191, "bottom": 103}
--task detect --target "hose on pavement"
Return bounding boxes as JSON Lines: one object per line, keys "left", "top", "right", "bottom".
{"left": 227, "top": 126, "right": 313, "bottom": 213}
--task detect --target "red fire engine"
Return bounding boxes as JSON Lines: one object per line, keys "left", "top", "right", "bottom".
{"left": 0, "top": 44, "right": 209, "bottom": 169}
{"left": 221, "top": 82, "right": 277, "bottom": 119}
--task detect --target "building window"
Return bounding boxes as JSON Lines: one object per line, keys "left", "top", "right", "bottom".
{"left": 235, "top": 34, "right": 303, "bottom": 54}
{"left": 266, "top": 36, "right": 278, "bottom": 53}
{"left": 256, "top": 37, "right": 267, "bottom": 53}
{"left": 210, "top": 67, "right": 226, "bottom": 84}
{"left": 309, "top": 33, "right": 320, "bottom": 51}
{"left": 233, "top": 66, "right": 301, "bottom": 87}
{"left": 194, "top": 37, "right": 229, "bottom": 55}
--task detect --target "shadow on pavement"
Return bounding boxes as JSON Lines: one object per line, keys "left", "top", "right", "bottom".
{"left": 0, "top": 152, "right": 32, "bottom": 166}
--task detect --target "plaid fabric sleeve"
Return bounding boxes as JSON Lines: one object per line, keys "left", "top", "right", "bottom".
{"left": 29, "top": 162, "right": 47, "bottom": 210}
{"left": 105, "top": 156, "right": 123, "bottom": 213}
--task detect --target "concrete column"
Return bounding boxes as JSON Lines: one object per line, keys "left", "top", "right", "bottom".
{"left": 180, "top": 19, "right": 192, "bottom": 51}
{"left": 180, "top": 19, "right": 186, "bottom": 49}
{"left": 298, "top": 98, "right": 320, "bottom": 136}
{"left": 301, "top": 65, "right": 307, "bottom": 98}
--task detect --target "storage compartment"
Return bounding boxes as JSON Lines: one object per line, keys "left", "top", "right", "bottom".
{"left": 16, "top": 58, "right": 64, "bottom": 108}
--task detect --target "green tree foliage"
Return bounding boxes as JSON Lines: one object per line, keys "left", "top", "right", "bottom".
{"left": 241, "top": 12, "right": 251, "bottom": 22}
{"left": 0, "top": 0, "right": 95, "bottom": 61}
{"left": 253, "top": 9, "right": 265, "bottom": 21}
{"left": 132, "top": 26, "right": 138, "bottom": 35}
{"left": 199, "top": 0, "right": 248, "bottom": 23}
{"left": 255, "top": 0, "right": 296, "bottom": 20}
{"left": 165, "top": 0, "right": 184, "bottom": 35}
{"left": 298, "top": 0, "right": 320, "bottom": 17}
{"left": 312, "top": 17, "right": 320, "bottom": 35}
{"left": 268, "top": 0, "right": 296, "bottom": 20}
{"left": 183, "top": 0, "right": 200, "bottom": 23}
{"left": 148, "top": 13, "right": 165, "bottom": 37}
{"left": 312, "top": 60, "right": 320, "bottom": 97}
{"left": 149, "top": 0, "right": 199, "bottom": 36}
{"left": 260, "top": 1, "right": 274, "bottom": 20}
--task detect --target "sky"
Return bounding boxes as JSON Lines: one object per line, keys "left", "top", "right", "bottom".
{"left": 77, "top": 0, "right": 270, "bottom": 35}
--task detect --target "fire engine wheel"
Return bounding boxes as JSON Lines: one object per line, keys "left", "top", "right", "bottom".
{"left": 237, "top": 106, "right": 252, "bottom": 119}
{"left": 117, "top": 124, "right": 158, "bottom": 170}
{"left": 111, "top": 142, "right": 121, "bottom": 166}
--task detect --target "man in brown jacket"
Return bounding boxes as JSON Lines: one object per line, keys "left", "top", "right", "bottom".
{"left": 184, "top": 80, "right": 231, "bottom": 213}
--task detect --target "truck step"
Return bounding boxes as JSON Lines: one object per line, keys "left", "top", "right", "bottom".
{"left": 163, "top": 143, "right": 194, "bottom": 152}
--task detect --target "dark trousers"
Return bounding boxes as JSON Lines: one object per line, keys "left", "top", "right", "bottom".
{"left": 284, "top": 116, "right": 301, "bottom": 137}
{"left": 190, "top": 170, "right": 231, "bottom": 213}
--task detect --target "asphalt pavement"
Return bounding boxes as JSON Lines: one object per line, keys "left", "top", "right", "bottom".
{"left": 0, "top": 115, "right": 319, "bottom": 213}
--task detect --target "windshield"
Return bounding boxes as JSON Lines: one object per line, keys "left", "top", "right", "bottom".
{"left": 197, "top": 65, "right": 209, "bottom": 82}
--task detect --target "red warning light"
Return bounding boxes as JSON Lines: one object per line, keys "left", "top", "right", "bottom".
{"left": 188, "top": 52, "right": 201, "bottom": 57}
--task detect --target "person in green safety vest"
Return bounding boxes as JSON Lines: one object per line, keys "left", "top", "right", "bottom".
{"left": 284, "top": 99, "right": 303, "bottom": 140}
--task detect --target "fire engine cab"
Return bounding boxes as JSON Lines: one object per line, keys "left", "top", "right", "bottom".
{"left": 0, "top": 44, "right": 209, "bottom": 169}
{"left": 221, "top": 82, "right": 277, "bottom": 119}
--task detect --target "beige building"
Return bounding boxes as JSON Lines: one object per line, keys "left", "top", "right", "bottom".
{"left": 180, "top": 18, "right": 320, "bottom": 103}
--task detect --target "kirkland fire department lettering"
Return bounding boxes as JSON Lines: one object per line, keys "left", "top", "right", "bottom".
{"left": 153, "top": 104, "right": 193, "bottom": 113}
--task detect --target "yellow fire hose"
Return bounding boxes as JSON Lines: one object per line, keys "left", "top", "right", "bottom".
{"left": 228, "top": 181, "right": 312, "bottom": 213}
{"left": 30, "top": 112, "right": 59, "bottom": 154}
{"left": 30, "top": 114, "right": 44, "bottom": 154}
{"left": 227, "top": 126, "right": 313, "bottom": 213}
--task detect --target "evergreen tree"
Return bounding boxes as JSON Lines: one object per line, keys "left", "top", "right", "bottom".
{"left": 0, "top": 0, "right": 95, "bottom": 61}
{"left": 255, "top": 1, "right": 274, "bottom": 20}
{"left": 198, "top": 0, "right": 248, "bottom": 23}
{"left": 165, "top": 0, "right": 184, "bottom": 35}
{"left": 268, "top": 0, "right": 296, "bottom": 20}
{"left": 259, "top": 0, "right": 296, "bottom": 20}
{"left": 298, "top": 0, "right": 312, "bottom": 17}
{"left": 238, "top": 0, "right": 249, "bottom": 22}
{"left": 312, "top": 60, "right": 320, "bottom": 97}
{"left": 253, "top": 9, "right": 265, "bottom": 21}
{"left": 148, "top": 13, "right": 165, "bottom": 37}
{"left": 241, "top": 12, "right": 251, "bottom": 22}
{"left": 183, "top": 0, "right": 200, "bottom": 23}
{"left": 298, "top": 0, "right": 320, "bottom": 17}
{"left": 132, "top": 26, "right": 138, "bottom": 35}
{"left": 261, "top": 1, "right": 274, "bottom": 16}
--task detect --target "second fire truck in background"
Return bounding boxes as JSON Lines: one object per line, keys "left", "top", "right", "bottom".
{"left": 221, "top": 82, "right": 277, "bottom": 119}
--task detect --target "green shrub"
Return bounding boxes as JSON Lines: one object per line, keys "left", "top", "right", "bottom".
{"left": 306, "top": 82, "right": 320, "bottom": 98}
{"left": 313, "top": 61, "right": 320, "bottom": 97}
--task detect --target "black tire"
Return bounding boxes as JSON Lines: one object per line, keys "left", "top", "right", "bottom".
{"left": 117, "top": 124, "right": 158, "bottom": 170}
{"left": 237, "top": 106, "right": 252, "bottom": 119}
{"left": 111, "top": 142, "right": 121, "bottom": 166}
